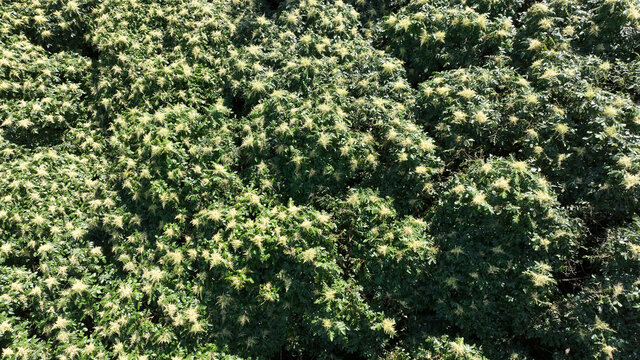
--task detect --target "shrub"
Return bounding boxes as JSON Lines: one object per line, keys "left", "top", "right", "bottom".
{"left": 0, "top": 148, "right": 127, "bottom": 359}
{"left": 0, "top": 35, "right": 90, "bottom": 146}
{"left": 380, "top": 1, "right": 514, "bottom": 82}
{"left": 239, "top": 94, "right": 442, "bottom": 212}
{"left": 379, "top": 334, "right": 488, "bottom": 360}
{"left": 513, "top": 0, "right": 640, "bottom": 63}
{"left": 0, "top": 0, "right": 95, "bottom": 51}
{"left": 87, "top": 0, "right": 261, "bottom": 117}
{"left": 325, "top": 189, "right": 437, "bottom": 316}
{"left": 524, "top": 51, "right": 640, "bottom": 221}
{"left": 224, "top": 0, "right": 443, "bottom": 212}
{"left": 427, "top": 157, "right": 583, "bottom": 341}
{"left": 538, "top": 218, "right": 640, "bottom": 359}
{"left": 415, "top": 63, "right": 550, "bottom": 163}
{"left": 610, "top": 59, "right": 640, "bottom": 101}
{"left": 0, "top": 0, "right": 639, "bottom": 358}
{"left": 576, "top": 0, "right": 640, "bottom": 60}
{"left": 108, "top": 102, "right": 241, "bottom": 221}
{"left": 512, "top": 0, "right": 584, "bottom": 65}
{"left": 103, "top": 195, "right": 387, "bottom": 358}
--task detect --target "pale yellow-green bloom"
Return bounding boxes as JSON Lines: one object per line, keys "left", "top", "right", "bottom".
{"left": 381, "top": 318, "right": 396, "bottom": 336}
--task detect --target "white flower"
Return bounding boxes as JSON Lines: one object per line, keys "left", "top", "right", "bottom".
{"left": 472, "top": 193, "right": 487, "bottom": 207}
{"left": 0, "top": 321, "right": 11, "bottom": 334}
{"left": 71, "top": 280, "right": 89, "bottom": 293}
{"left": 492, "top": 177, "right": 510, "bottom": 191}
{"left": 142, "top": 268, "right": 165, "bottom": 283}
{"left": 301, "top": 248, "right": 317, "bottom": 263}
{"left": 0, "top": 243, "right": 11, "bottom": 255}
{"left": 70, "top": 227, "right": 85, "bottom": 240}
{"left": 529, "top": 271, "right": 554, "bottom": 287}
{"left": 622, "top": 173, "right": 639, "bottom": 189}
{"left": 378, "top": 205, "right": 391, "bottom": 217}
{"left": 118, "top": 284, "right": 133, "bottom": 299}
{"left": 528, "top": 39, "right": 543, "bottom": 50}
{"left": 512, "top": 160, "right": 528, "bottom": 172}
{"left": 381, "top": 318, "right": 396, "bottom": 336}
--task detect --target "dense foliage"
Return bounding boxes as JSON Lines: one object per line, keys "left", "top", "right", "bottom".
{"left": 0, "top": 0, "right": 639, "bottom": 359}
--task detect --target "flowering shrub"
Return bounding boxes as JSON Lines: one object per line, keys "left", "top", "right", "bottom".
{"left": 427, "top": 157, "right": 582, "bottom": 341}
{"left": 344, "top": 0, "right": 408, "bottom": 31}
{"left": 379, "top": 334, "right": 488, "bottom": 360}
{"left": 223, "top": 0, "right": 443, "bottom": 212}
{"left": 87, "top": 0, "right": 261, "bottom": 118}
{"left": 239, "top": 94, "right": 442, "bottom": 212}
{"left": 0, "top": 36, "right": 90, "bottom": 145}
{"left": 512, "top": 0, "right": 584, "bottom": 64}
{"left": 100, "top": 194, "right": 389, "bottom": 358}
{"left": 514, "top": 0, "right": 640, "bottom": 62}
{"left": 523, "top": 50, "right": 640, "bottom": 220}
{"left": 576, "top": 0, "right": 640, "bottom": 60}
{"left": 415, "top": 63, "right": 549, "bottom": 163}
{"left": 0, "top": 0, "right": 639, "bottom": 358}
{"left": 0, "top": 0, "right": 95, "bottom": 51}
{"left": 108, "top": 103, "right": 241, "bottom": 220}
{"left": 0, "top": 148, "right": 129, "bottom": 359}
{"left": 381, "top": 1, "right": 514, "bottom": 82}
{"left": 538, "top": 218, "right": 640, "bottom": 359}
{"left": 223, "top": 1, "right": 404, "bottom": 106}
{"left": 325, "top": 189, "right": 437, "bottom": 316}
{"left": 611, "top": 59, "right": 640, "bottom": 101}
